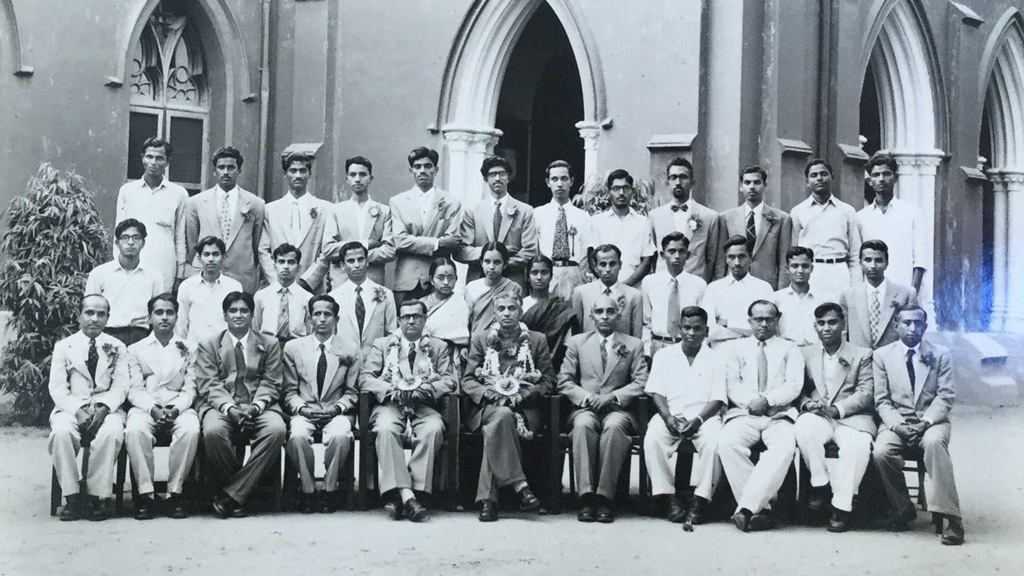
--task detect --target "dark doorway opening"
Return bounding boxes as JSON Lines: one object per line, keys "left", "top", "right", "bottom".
{"left": 859, "top": 65, "right": 883, "bottom": 205}
{"left": 980, "top": 108, "right": 994, "bottom": 329}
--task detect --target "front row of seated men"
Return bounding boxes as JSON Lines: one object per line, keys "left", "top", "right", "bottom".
{"left": 47, "top": 288, "right": 964, "bottom": 545}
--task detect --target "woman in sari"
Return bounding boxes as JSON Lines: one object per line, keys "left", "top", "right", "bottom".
{"left": 521, "top": 255, "right": 577, "bottom": 370}
{"left": 465, "top": 241, "right": 522, "bottom": 335}
{"left": 421, "top": 257, "right": 470, "bottom": 371}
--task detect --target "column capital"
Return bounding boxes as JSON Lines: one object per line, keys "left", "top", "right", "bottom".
{"left": 884, "top": 149, "right": 945, "bottom": 170}
{"left": 987, "top": 169, "right": 1024, "bottom": 192}
{"left": 440, "top": 125, "right": 502, "bottom": 153}
{"left": 575, "top": 120, "right": 602, "bottom": 150}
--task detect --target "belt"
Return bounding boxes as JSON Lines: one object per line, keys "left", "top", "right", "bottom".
{"left": 814, "top": 257, "right": 848, "bottom": 264}
{"left": 651, "top": 334, "right": 683, "bottom": 343}
{"left": 551, "top": 259, "right": 579, "bottom": 267}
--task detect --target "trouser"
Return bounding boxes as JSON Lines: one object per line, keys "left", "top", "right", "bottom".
{"left": 808, "top": 262, "right": 851, "bottom": 297}
{"left": 872, "top": 423, "right": 961, "bottom": 518}
{"left": 49, "top": 410, "right": 125, "bottom": 498}
{"left": 371, "top": 404, "right": 445, "bottom": 494}
{"left": 473, "top": 405, "right": 527, "bottom": 503}
{"left": 569, "top": 409, "right": 635, "bottom": 500}
{"left": 793, "top": 413, "right": 872, "bottom": 512}
{"left": 124, "top": 407, "right": 200, "bottom": 495}
{"left": 286, "top": 413, "right": 354, "bottom": 494}
{"left": 201, "top": 409, "right": 286, "bottom": 505}
{"left": 104, "top": 326, "right": 150, "bottom": 346}
{"left": 644, "top": 416, "right": 723, "bottom": 500}
{"left": 719, "top": 415, "right": 795, "bottom": 513}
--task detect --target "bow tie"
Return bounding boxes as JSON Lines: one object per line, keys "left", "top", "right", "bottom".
{"left": 670, "top": 204, "right": 688, "bottom": 213}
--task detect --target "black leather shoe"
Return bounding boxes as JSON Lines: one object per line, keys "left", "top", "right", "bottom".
{"left": 747, "top": 511, "right": 777, "bottom": 532}
{"left": 517, "top": 486, "right": 540, "bottom": 512}
{"left": 134, "top": 496, "right": 156, "bottom": 520}
{"left": 59, "top": 495, "right": 83, "bottom": 522}
{"left": 166, "top": 496, "right": 188, "bottom": 519}
{"left": 666, "top": 494, "right": 686, "bottom": 523}
{"left": 732, "top": 509, "right": 751, "bottom": 532}
{"left": 478, "top": 500, "right": 498, "bottom": 522}
{"left": 685, "top": 496, "right": 708, "bottom": 526}
{"left": 300, "top": 493, "right": 317, "bottom": 514}
{"left": 577, "top": 503, "right": 595, "bottom": 523}
{"left": 211, "top": 494, "right": 238, "bottom": 519}
{"left": 595, "top": 501, "right": 614, "bottom": 524}
{"left": 941, "top": 517, "right": 965, "bottom": 546}
{"left": 86, "top": 497, "right": 109, "bottom": 522}
{"left": 320, "top": 492, "right": 339, "bottom": 514}
{"left": 807, "top": 486, "right": 829, "bottom": 513}
{"left": 827, "top": 509, "right": 851, "bottom": 533}
{"left": 884, "top": 507, "right": 917, "bottom": 532}
{"left": 404, "top": 498, "right": 429, "bottom": 523}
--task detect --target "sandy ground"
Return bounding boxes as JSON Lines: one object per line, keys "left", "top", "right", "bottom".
{"left": 1, "top": 405, "right": 1022, "bottom": 576}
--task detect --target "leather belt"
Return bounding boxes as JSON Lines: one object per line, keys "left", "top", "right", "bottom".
{"left": 813, "top": 257, "right": 848, "bottom": 264}
{"left": 651, "top": 334, "right": 683, "bottom": 343}
{"left": 552, "top": 259, "right": 579, "bottom": 267}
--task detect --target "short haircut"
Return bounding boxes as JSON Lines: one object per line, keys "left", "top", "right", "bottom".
{"left": 194, "top": 235, "right": 226, "bottom": 257}
{"left": 528, "top": 255, "right": 554, "bottom": 273}
{"left": 81, "top": 293, "right": 110, "bottom": 312}
{"left": 281, "top": 151, "right": 314, "bottom": 173}
{"left": 740, "top": 165, "right": 768, "bottom": 183}
{"left": 115, "top": 218, "right": 147, "bottom": 239}
{"left": 747, "top": 299, "right": 780, "bottom": 318}
{"left": 480, "top": 155, "right": 513, "bottom": 178}
{"left": 680, "top": 305, "right": 708, "bottom": 324}
{"left": 339, "top": 241, "right": 368, "bottom": 260}
{"left": 860, "top": 238, "right": 890, "bottom": 259}
{"left": 896, "top": 303, "right": 928, "bottom": 322}
{"left": 222, "top": 291, "right": 254, "bottom": 314}
{"left": 399, "top": 299, "right": 428, "bottom": 316}
{"left": 724, "top": 234, "right": 751, "bottom": 254}
{"left": 667, "top": 157, "right": 694, "bottom": 177}
{"left": 428, "top": 256, "right": 458, "bottom": 279}
{"left": 606, "top": 169, "right": 633, "bottom": 189}
{"left": 545, "top": 160, "right": 572, "bottom": 177}
{"left": 272, "top": 242, "right": 301, "bottom": 264}
{"left": 147, "top": 293, "right": 179, "bottom": 315}
{"left": 308, "top": 294, "right": 340, "bottom": 316}
{"left": 660, "top": 231, "right": 690, "bottom": 252}
{"left": 866, "top": 152, "right": 899, "bottom": 175}
{"left": 494, "top": 291, "right": 522, "bottom": 307}
{"left": 478, "top": 241, "right": 510, "bottom": 266}
{"left": 142, "top": 137, "right": 172, "bottom": 158}
{"left": 211, "top": 146, "right": 243, "bottom": 168}
{"left": 813, "top": 301, "right": 845, "bottom": 320}
{"left": 786, "top": 245, "right": 815, "bottom": 262}
{"left": 345, "top": 155, "right": 373, "bottom": 174}
{"left": 593, "top": 243, "right": 622, "bottom": 261}
{"left": 804, "top": 157, "right": 832, "bottom": 178}
{"left": 408, "top": 147, "right": 439, "bottom": 167}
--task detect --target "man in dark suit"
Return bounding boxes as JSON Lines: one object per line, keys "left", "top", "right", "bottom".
{"left": 715, "top": 165, "right": 792, "bottom": 289}
{"left": 839, "top": 239, "right": 917, "bottom": 349}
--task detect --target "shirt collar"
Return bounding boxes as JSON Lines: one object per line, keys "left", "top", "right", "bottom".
{"left": 199, "top": 274, "right": 224, "bottom": 287}
{"left": 228, "top": 331, "right": 252, "bottom": 348}
{"left": 899, "top": 340, "right": 921, "bottom": 356}
{"left": 218, "top": 185, "right": 239, "bottom": 197}
{"left": 745, "top": 202, "right": 764, "bottom": 217}
{"left": 139, "top": 178, "right": 167, "bottom": 192}
{"left": 866, "top": 279, "right": 888, "bottom": 297}
{"left": 810, "top": 194, "right": 835, "bottom": 208}
{"left": 314, "top": 335, "right": 333, "bottom": 350}
{"left": 726, "top": 273, "right": 752, "bottom": 285}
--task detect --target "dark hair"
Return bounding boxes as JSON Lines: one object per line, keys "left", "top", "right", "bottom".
{"left": 860, "top": 239, "right": 890, "bottom": 260}
{"left": 804, "top": 158, "right": 832, "bottom": 178}
{"left": 142, "top": 137, "right": 172, "bottom": 158}
{"left": 545, "top": 160, "right": 572, "bottom": 177}
{"left": 345, "top": 156, "right": 373, "bottom": 174}
{"left": 478, "top": 241, "right": 510, "bottom": 267}
{"left": 115, "top": 218, "right": 147, "bottom": 240}
{"left": 339, "top": 241, "right": 368, "bottom": 260}
{"left": 606, "top": 169, "right": 633, "bottom": 189}
{"left": 222, "top": 291, "right": 254, "bottom": 314}
{"left": 866, "top": 152, "right": 899, "bottom": 175}
{"left": 723, "top": 234, "right": 751, "bottom": 254}
{"left": 272, "top": 243, "right": 302, "bottom": 264}
{"left": 813, "top": 302, "right": 845, "bottom": 321}
{"left": 480, "top": 155, "right": 513, "bottom": 178}
{"left": 593, "top": 243, "right": 622, "bottom": 261}
{"left": 281, "top": 151, "right": 313, "bottom": 173}
{"left": 527, "top": 255, "right": 554, "bottom": 273}
{"left": 81, "top": 293, "right": 110, "bottom": 312}
{"left": 408, "top": 147, "right": 439, "bottom": 167}
{"left": 786, "top": 245, "right": 815, "bottom": 262}
{"left": 399, "top": 299, "right": 428, "bottom": 316}
{"left": 740, "top": 165, "right": 768, "bottom": 183}
{"left": 428, "top": 257, "right": 458, "bottom": 279}
{"left": 307, "top": 294, "right": 339, "bottom": 316}
{"left": 194, "top": 235, "right": 226, "bottom": 257}
{"left": 896, "top": 304, "right": 928, "bottom": 322}
{"left": 212, "top": 146, "right": 243, "bottom": 168}
{"left": 147, "top": 293, "right": 179, "bottom": 315}
{"left": 747, "top": 299, "right": 780, "bottom": 318}
{"left": 680, "top": 305, "right": 708, "bottom": 324}
{"left": 660, "top": 231, "right": 690, "bottom": 252}
{"left": 667, "top": 157, "right": 694, "bottom": 177}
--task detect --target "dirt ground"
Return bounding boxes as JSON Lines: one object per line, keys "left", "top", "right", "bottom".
{"left": 1, "top": 405, "right": 1022, "bottom": 576}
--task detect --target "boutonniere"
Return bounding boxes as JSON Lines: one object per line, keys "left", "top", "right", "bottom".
{"left": 310, "top": 206, "right": 320, "bottom": 220}
{"left": 372, "top": 286, "right": 386, "bottom": 303}
{"left": 506, "top": 203, "right": 518, "bottom": 217}
{"left": 101, "top": 342, "right": 119, "bottom": 363}
{"left": 368, "top": 205, "right": 381, "bottom": 218}
{"left": 338, "top": 354, "right": 356, "bottom": 367}
{"left": 240, "top": 205, "right": 251, "bottom": 221}
{"left": 174, "top": 341, "right": 190, "bottom": 359}
{"left": 890, "top": 299, "right": 900, "bottom": 309}
{"left": 613, "top": 342, "right": 629, "bottom": 359}
{"left": 616, "top": 294, "right": 627, "bottom": 312}
{"left": 838, "top": 356, "right": 850, "bottom": 368}
{"left": 763, "top": 212, "right": 777, "bottom": 224}
{"left": 921, "top": 351, "right": 934, "bottom": 367}
{"left": 568, "top": 225, "right": 578, "bottom": 237}
{"left": 255, "top": 342, "right": 266, "bottom": 354}
{"left": 687, "top": 214, "right": 703, "bottom": 232}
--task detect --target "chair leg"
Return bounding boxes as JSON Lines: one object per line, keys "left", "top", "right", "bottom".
{"left": 344, "top": 448, "right": 356, "bottom": 511}
{"left": 114, "top": 446, "right": 128, "bottom": 515}
{"left": 933, "top": 513, "right": 944, "bottom": 534}
{"left": 273, "top": 448, "right": 284, "bottom": 512}
{"left": 357, "top": 432, "right": 371, "bottom": 511}
{"left": 917, "top": 458, "right": 927, "bottom": 509}
{"left": 638, "top": 446, "right": 649, "bottom": 513}
{"left": 50, "top": 468, "right": 61, "bottom": 517}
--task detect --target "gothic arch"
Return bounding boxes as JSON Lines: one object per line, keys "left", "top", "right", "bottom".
{"left": 0, "top": 0, "right": 32, "bottom": 76}
{"left": 980, "top": 10, "right": 1024, "bottom": 170}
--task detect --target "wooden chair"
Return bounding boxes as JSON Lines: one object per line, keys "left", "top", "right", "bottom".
{"left": 50, "top": 441, "right": 128, "bottom": 516}
{"left": 280, "top": 428, "right": 357, "bottom": 511}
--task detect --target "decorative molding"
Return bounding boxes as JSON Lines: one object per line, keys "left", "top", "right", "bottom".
{"left": 838, "top": 143, "right": 870, "bottom": 161}
{"left": 1, "top": 0, "right": 32, "bottom": 77}
{"left": 778, "top": 138, "right": 813, "bottom": 156}
{"left": 646, "top": 133, "right": 697, "bottom": 151}
{"left": 961, "top": 166, "right": 988, "bottom": 182}
{"left": 282, "top": 142, "right": 324, "bottom": 158}
{"left": 988, "top": 169, "right": 1024, "bottom": 189}
{"left": 949, "top": 1, "right": 984, "bottom": 28}
{"left": 981, "top": 15, "right": 1024, "bottom": 168}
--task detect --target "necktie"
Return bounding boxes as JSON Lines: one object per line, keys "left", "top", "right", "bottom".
{"left": 408, "top": 343, "right": 418, "bottom": 373}
{"left": 746, "top": 210, "right": 756, "bottom": 252}
{"left": 354, "top": 286, "right": 366, "bottom": 338}
{"left": 666, "top": 277, "right": 681, "bottom": 337}
{"left": 233, "top": 341, "right": 250, "bottom": 404}
{"left": 316, "top": 343, "right": 327, "bottom": 398}
{"left": 756, "top": 341, "right": 768, "bottom": 393}
{"left": 291, "top": 200, "right": 302, "bottom": 232}
{"left": 552, "top": 207, "right": 571, "bottom": 260}
{"left": 492, "top": 199, "right": 503, "bottom": 241}
{"left": 600, "top": 337, "right": 608, "bottom": 372}
{"left": 603, "top": 286, "right": 612, "bottom": 297}
{"left": 670, "top": 203, "right": 688, "bottom": 213}
{"left": 86, "top": 338, "right": 99, "bottom": 383}
{"left": 277, "top": 287, "right": 291, "bottom": 340}
{"left": 219, "top": 191, "right": 233, "bottom": 240}
{"left": 906, "top": 349, "right": 916, "bottom": 395}
{"left": 869, "top": 290, "right": 882, "bottom": 342}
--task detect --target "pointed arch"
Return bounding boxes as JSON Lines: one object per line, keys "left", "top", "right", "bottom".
{"left": 0, "top": 0, "right": 32, "bottom": 76}
{"left": 980, "top": 10, "right": 1024, "bottom": 170}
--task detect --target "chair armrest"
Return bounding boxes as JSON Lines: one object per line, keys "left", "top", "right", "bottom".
{"left": 547, "top": 393, "right": 563, "bottom": 434}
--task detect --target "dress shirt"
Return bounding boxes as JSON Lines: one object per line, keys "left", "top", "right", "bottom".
{"left": 417, "top": 187, "right": 437, "bottom": 223}
{"left": 85, "top": 260, "right": 163, "bottom": 328}
{"left": 790, "top": 194, "right": 861, "bottom": 261}
{"left": 348, "top": 199, "right": 373, "bottom": 242}
{"left": 745, "top": 202, "right": 765, "bottom": 237}
{"left": 216, "top": 185, "right": 240, "bottom": 226}
{"left": 670, "top": 199, "right": 695, "bottom": 236}
{"left": 330, "top": 278, "right": 379, "bottom": 331}
{"left": 176, "top": 273, "right": 243, "bottom": 342}
{"left": 115, "top": 178, "right": 189, "bottom": 288}
{"left": 534, "top": 201, "right": 594, "bottom": 261}
{"left": 772, "top": 285, "right": 835, "bottom": 346}
{"left": 641, "top": 269, "right": 707, "bottom": 353}
{"left": 592, "top": 209, "right": 655, "bottom": 282}
{"left": 283, "top": 192, "right": 316, "bottom": 238}
{"left": 702, "top": 273, "right": 774, "bottom": 341}
{"left": 226, "top": 331, "right": 254, "bottom": 363}
{"left": 857, "top": 198, "right": 928, "bottom": 287}
{"left": 254, "top": 282, "right": 313, "bottom": 338}
{"left": 866, "top": 279, "right": 888, "bottom": 307}
{"left": 645, "top": 344, "right": 726, "bottom": 419}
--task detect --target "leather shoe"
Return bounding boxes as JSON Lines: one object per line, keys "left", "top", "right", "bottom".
{"left": 731, "top": 509, "right": 751, "bottom": 532}
{"left": 685, "top": 496, "right": 708, "bottom": 526}
{"left": 807, "top": 486, "right": 829, "bottom": 513}
{"left": 666, "top": 494, "right": 687, "bottom": 523}
{"left": 320, "top": 492, "right": 339, "bottom": 514}
{"left": 747, "top": 511, "right": 776, "bottom": 532}
{"left": 884, "top": 507, "right": 917, "bottom": 532}
{"left": 941, "top": 517, "right": 965, "bottom": 546}
{"left": 404, "top": 498, "right": 429, "bottom": 523}
{"left": 595, "top": 501, "right": 614, "bottom": 524}
{"left": 166, "top": 496, "right": 188, "bottom": 519}
{"left": 517, "top": 486, "right": 541, "bottom": 512}
{"left": 300, "top": 493, "right": 317, "bottom": 514}
{"left": 134, "top": 496, "right": 156, "bottom": 520}
{"left": 59, "top": 494, "right": 83, "bottom": 522}
{"left": 577, "top": 503, "right": 595, "bottom": 523}
{"left": 384, "top": 498, "right": 404, "bottom": 520}
{"left": 478, "top": 500, "right": 498, "bottom": 522}
{"left": 86, "top": 497, "right": 109, "bottom": 522}
{"left": 211, "top": 494, "right": 238, "bottom": 519}
{"left": 827, "top": 509, "right": 850, "bottom": 533}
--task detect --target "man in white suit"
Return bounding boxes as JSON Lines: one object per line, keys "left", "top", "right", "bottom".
{"left": 648, "top": 157, "right": 719, "bottom": 283}
{"left": 327, "top": 242, "right": 397, "bottom": 359}
{"left": 839, "top": 239, "right": 918, "bottom": 350}
{"left": 124, "top": 294, "right": 200, "bottom": 520}
{"left": 48, "top": 295, "right": 129, "bottom": 522}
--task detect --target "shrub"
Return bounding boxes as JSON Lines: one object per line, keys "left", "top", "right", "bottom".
{"left": 0, "top": 164, "right": 110, "bottom": 424}
{"left": 571, "top": 172, "right": 661, "bottom": 216}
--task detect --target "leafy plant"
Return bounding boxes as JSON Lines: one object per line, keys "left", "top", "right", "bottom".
{"left": 0, "top": 164, "right": 110, "bottom": 424}
{"left": 571, "top": 172, "right": 661, "bottom": 216}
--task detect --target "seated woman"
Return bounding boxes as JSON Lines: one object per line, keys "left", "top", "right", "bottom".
{"left": 422, "top": 257, "right": 470, "bottom": 372}
{"left": 465, "top": 241, "right": 523, "bottom": 335}
{"left": 522, "top": 256, "right": 577, "bottom": 368}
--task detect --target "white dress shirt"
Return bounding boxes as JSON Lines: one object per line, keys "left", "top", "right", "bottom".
{"left": 282, "top": 192, "right": 317, "bottom": 244}
{"left": 702, "top": 273, "right": 774, "bottom": 341}
{"left": 253, "top": 282, "right": 313, "bottom": 338}
{"left": 85, "top": 260, "right": 163, "bottom": 328}
{"left": 646, "top": 344, "right": 726, "bottom": 419}
{"left": 772, "top": 285, "right": 836, "bottom": 346}
{"left": 534, "top": 200, "right": 594, "bottom": 261}
{"left": 790, "top": 194, "right": 861, "bottom": 261}
{"left": 176, "top": 273, "right": 243, "bottom": 342}
{"left": 724, "top": 336, "right": 804, "bottom": 416}
{"left": 857, "top": 198, "right": 928, "bottom": 287}
{"left": 328, "top": 278, "right": 380, "bottom": 332}
{"left": 865, "top": 278, "right": 888, "bottom": 308}
{"left": 669, "top": 199, "right": 695, "bottom": 238}
{"left": 115, "top": 177, "right": 189, "bottom": 289}
{"left": 417, "top": 187, "right": 437, "bottom": 223}
{"left": 641, "top": 269, "right": 707, "bottom": 353}
{"left": 592, "top": 209, "right": 655, "bottom": 282}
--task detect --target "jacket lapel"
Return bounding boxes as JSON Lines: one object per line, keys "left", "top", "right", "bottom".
{"left": 599, "top": 337, "right": 622, "bottom": 386}
{"left": 809, "top": 346, "right": 828, "bottom": 400}
{"left": 914, "top": 342, "right": 933, "bottom": 405}
{"left": 830, "top": 344, "right": 854, "bottom": 404}
{"left": 218, "top": 332, "right": 236, "bottom": 378}
{"left": 497, "top": 199, "right": 516, "bottom": 242}
{"left": 201, "top": 192, "right": 221, "bottom": 240}
{"left": 876, "top": 284, "right": 899, "bottom": 347}
{"left": 752, "top": 210, "right": 773, "bottom": 256}
{"left": 226, "top": 198, "right": 250, "bottom": 249}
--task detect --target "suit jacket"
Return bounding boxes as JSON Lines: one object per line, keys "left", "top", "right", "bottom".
{"left": 570, "top": 281, "right": 643, "bottom": 338}
{"left": 798, "top": 342, "right": 876, "bottom": 435}
{"left": 557, "top": 331, "right": 647, "bottom": 409}
{"left": 458, "top": 195, "right": 539, "bottom": 286}
{"left": 715, "top": 205, "right": 793, "bottom": 289}
{"left": 185, "top": 186, "right": 266, "bottom": 294}
{"left": 360, "top": 334, "right": 458, "bottom": 403}
{"left": 126, "top": 334, "right": 197, "bottom": 414}
{"left": 48, "top": 331, "right": 129, "bottom": 414}
{"left": 389, "top": 187, "right": 463, "bottom": 292}
{"left": 194, "top": 330, "right": 283, "bottom": 416}
{"left": 840, "top": 280, "right": 918, "bottom": 349}
{"left": 649, "top": 200, "right": 719, "bottom": 282}
{"left": 282, "top": 335, "right": 361, "bottom": 415}
{"left": 257, "top": 193, "right": 332, "bottom": 287}
{"left": 873, "top": 340, "right": 954, "bottom": 430}
{"left": 303, "top": 198, "right": 396, "bottom": 289}
{"left": 327, "top": 279, "right": 398, "bottom": 358}
{"left": 723, "top": 336, "right": 804, "bottom": 422}
{"left": 462, "top": 328, "right": 555, "bottom": 432}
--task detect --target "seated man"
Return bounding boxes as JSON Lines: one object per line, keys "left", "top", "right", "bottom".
{"left": 793, "top": 302, "right": 875, "bottom": 532}
{"left": 643, "top": 306, "right": 726, "bottom": 530}
{"left": 195, "top": 291, "right": 287, "bottom": 519}
{"left": 570, "top": 244, "right": 642, "bottom": 337}
{"left": 558, "top": 294, "right": 647, "bottom": 523}
{"left": 328, "top": 241, "right": 397, "bottom": 359}
{"left": 282, "top": 295, "right": 360, "bottom": 514}
{"left": 463, "top": 293, "right": 555, "bottom": 522}
{"left": 361, "top": 299, "right": 457, "bottom": 522}
{"left": 48, "top": 295, "right": 129, "bottom": 521}
{"left": 718, "top": 300, "right": 804, "bottom": 532}
{"left": 124, "top": 293, "right": 201, "bottom": 520}
{"left": 872, "top": 305, "right": 964, "bottom": 545}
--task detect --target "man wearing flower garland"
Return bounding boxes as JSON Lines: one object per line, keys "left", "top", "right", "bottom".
{"left": 533, "top": 160, "right": 595, "bottom": 300}
{"left": 839, "top": 239, "right": 917, "bottom": 350}
{"left": 361, "top": 299, "right": 457, "bottom": 522}
{"left": 648, "top": 158, "right": 719, "bottom": 283}
{"left": 328, "top": 241, "right": 398, "bottom": 359}
{"left": 570, "top": 244, "right": 643, "bottom": 338}
{"left": 557, "top": 294, "right": 647, "bottom": 523}
{"left": 463, "top": 293, "right": 556, "bottom": 522}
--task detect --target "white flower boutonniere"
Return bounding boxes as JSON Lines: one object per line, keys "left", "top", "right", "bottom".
{"left": 506, "top": 204, "right": 518, "bottom": 217}
{"left": 688, "top": 214, "right": 703, "bottom": 232}
{"left": 240, "top": 205, "right": 252, "bottom": 221}
{"left": 101, "top": 342, "right": 120, "bottom": 363}
{"left": 372, "top": 286, "right": 386, "bottom": 303}
{"left": 568, "top": 225, "right": 578, "bottom": 237}
{"left": 922, "top": 351, "right": 935, "bottom": 367}
{"left": 838, "top": 356, "right": 850, "bottom": 369}
{"left": 613, "top": 342, "right": 629, "bottom": 359}
{"left": 368, "top": 205, "right": 381, "bottom": 218}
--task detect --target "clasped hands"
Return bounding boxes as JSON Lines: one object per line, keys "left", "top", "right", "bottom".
{"left": 800, "top": 399, "right": 840, "bottom": 420}
{"left": 298, "top": 404, "right": 344, "bottom": 425}
{"left": 388, "top": 385, "right": 434, "bottom": 406}
{"left": 583, "top": 393, "right": 618, "bottom": 414}
{"left": 892, "top": 417, "right": 930, "bottom": 446}
{"left": 227, "top": 404, "right": 262, "bottom": 435}
{"left": 74, "top": 404, "right": 111, "bottom": 441}
{"left": 662, "top": 414, "right": 702, "bottom": 439}
{"left": 148, "top": 405, "right": 181, "bottom": 431}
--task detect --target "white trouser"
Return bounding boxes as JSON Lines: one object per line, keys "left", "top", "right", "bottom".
{"left": 287, "top": 414, "right": 354, "bottom": 494}
{"left": 49, "top": 410, "right": 125, "bottom": 498}
{"left": 643, "top": 416, "right": 722, "bottom": 500}
{"left": 808, "top": 261, "right": 851, "bottom": 298}
{"left": 124, "top": 408, "right": 200, "bottom": 495}
{"left": 793, "top": 413, "right": 872, "bottom": 512}
{"left": 718, "top": 415, "right": 795, "bottom": 514}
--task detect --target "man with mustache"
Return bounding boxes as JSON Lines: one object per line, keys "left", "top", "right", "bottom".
{"left": 648, "top": 158, "right": 719, "bottom": 283}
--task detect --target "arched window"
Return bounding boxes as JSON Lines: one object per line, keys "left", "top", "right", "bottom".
{"left": 127, "top": 3, "right": 209, "bottom": 194}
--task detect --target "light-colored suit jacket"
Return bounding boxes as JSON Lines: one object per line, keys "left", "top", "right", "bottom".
{"left": 458, "top": 195, "right": 539, "bottom": 286}
{"left": 723, "top": 336, "right": 804, "bottom": 422}
{"left": 194, "top": 330, "right": 283, "bottom": 416}
{"left": 715, "top": 205, "right": 793, "bottom": 289}
{"left": 570, "top": 281, "right": 643, "bottom": 338}
{"left": 462, "top": 329, "right": 555, "bottom": 432}
{"left": 840, "top": 280, "right": 918, "bottom": 349}
{"left": 304, "top": 198, "right": 396, "bottom": 289}
{"left": 360, "top": 334, "right": 458, "bottom": 403}
{"left": 257, "top": 193, "right": 332, "bottom": 287}
{"left": 126, "top": 334, "right": 197, "bottom": 413}
{"left": 389, "top": 187, "right": 463, "bottom": 292}
{"left": 327, "top": 279, "right": 398, "bottom": 358}
{"left": 873, "top": 340, "right": 954, "bottom": 430}
{"left": 649, "top": 200, "right": 719, "bottom": 282}
{"left": 557, "top": 331, "right": 647, "bottom": 409}
{"left": 185, "top": 186, "right": 266, "bottom": 294}
{"left": 48, "top": 331, "right": 129, "bottom": 414}
{"left": 282, "top": 335, "right": 361, "bottom": 415}
{"left": 798, "top": 342, "right": 876, "bottom": 435}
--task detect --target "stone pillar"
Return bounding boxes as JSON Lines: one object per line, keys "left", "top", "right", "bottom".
{"left": 889, "top": 150, "right": 943, "bottom": 316}
{"left": 441, "top": 126, "right": 502, "bottom": 211}
{"left": 575, "top": 121, "right": 602, "bottom": 183}
{"left": 988, "top": 170, "right": 1024, "bottom": 332}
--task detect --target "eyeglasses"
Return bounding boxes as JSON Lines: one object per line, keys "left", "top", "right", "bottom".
{"left": 119, "top": 234, "right": 143, "bottom": 243}
{"left": 486, "top": 170, "right": 510, "bottom": 180}
{"left": 399, "top": 313, "right": 425, "bottom": 321}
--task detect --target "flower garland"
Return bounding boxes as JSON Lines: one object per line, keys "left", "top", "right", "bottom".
{"left": 381, "top": 335, "right": 441, "bottom": 431}
{"left": 475, "top": 322, "right": 541, "bottom": 439}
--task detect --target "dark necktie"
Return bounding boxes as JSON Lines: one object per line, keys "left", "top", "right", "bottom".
{"left": 600, "top": 337, "right": 608, "bottom": 372}
{"left": 552, "top": 207, "right": 571, "bottom": 260}
{"left": 666, "top": 277, "right": 681, "bottom": 337}
{"left": 757, "top": 341, "right": 768, "bottom": 393}
{"left": 492, "top": 199, "right": 503, "bottom": 241}
{"left": 906, "top": 349, "right": 916, "bottom": 395}
{"left": 233, "top": 341, "right": 250, "bottom": 404}
{"left": 408, "top": 343, "right": 418, "bottom": 372}
{"left": 354, "top": 286, "right": 366, "bottom": 338}
{"left": 603, "top": 286, "right": 612, "bottom": 297}
{"left": 86, "top": 338, "right": 99, "bottom": 383}
{"left": 670, "top": 203, "right": 688, "bottom": 213}
{"left": 316, "top": 343, "right": 327, "bottom": 398}
{"left": 277, "top": 287, "right": 291, "bottom": 340}
{"left": 746, "top": 210, "right": 756, "bottom": 252}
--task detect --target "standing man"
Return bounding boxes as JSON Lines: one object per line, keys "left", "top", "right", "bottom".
{"left": 701, "top": 236, "right": 774, "bottom": 345}
{"left": 327, "top": 242, "right": 397, "bottom": 358}
{"left": 773, "top": 246, "right": 833, "bottom": 347}
{"left": 176, "top": 236, "right": 243, "bottom": 342}
{"left": 86, "top": 219, "right": 163, "bottom": 346}
{"left": 715, "top": 166, "right": 792, "bottom": 289}
{"left": 257, "top": 152, "right": 332, "bottom": 291}
{"left": 839, "top": 240, "right": 917, "bottom": 349}
{"left": 558, "top": 295, "right": 647, "bottom": 523}
{"left": 253, "top": 243, "right": 313, "bottom": 346}
{"left": 533, "top": 160, "right": 594, "bottom": 300}
{"left": 872, "top": 305, "right": 964, "bottom": 545}
{"left": 185, "top": 146, "right": 265, "bottom": 294}
{"left": 858, "top": 153, "right": 927, "bottom": 293}
{"left": 592, "top": 169, "right": 655, "bottom": 287}
{"left": 570, "top": 244, "right": 643, "bottom": 338}
{"left": 390, "top": 147, "right": 463, "bottom": 303}
{"left": 115, "top": 137, "right": 189, "bottom": 292}
{"left": 790, "top": 158, "right": 862, "bottom": 295}
{"left": 458, "top": 155, "right": 539, "bottom": 288}
{"left": 641, "top": 232, "right": 707, "bottom": 358}
{"left": 648, "top": 158, "right": 719, "bottom": 283}
{"left": 48, "top": 295, "right": 129, "bottom": 521}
